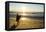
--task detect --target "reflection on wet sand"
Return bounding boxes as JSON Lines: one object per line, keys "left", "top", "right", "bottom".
{"left": 9, "top": 17, "right": 44, "bottom": 29}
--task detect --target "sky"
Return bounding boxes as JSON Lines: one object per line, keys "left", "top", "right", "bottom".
{"left": 9, "top": 3, "right": 44, "bottom": 12}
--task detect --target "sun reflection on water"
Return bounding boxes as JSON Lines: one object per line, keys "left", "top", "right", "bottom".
{"left": 20, "top": 17, "right": 28, "bottom": 20}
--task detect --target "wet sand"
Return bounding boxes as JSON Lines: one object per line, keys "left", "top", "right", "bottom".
{"left": 9, "top": 17, "right": 44, "bottom": 29}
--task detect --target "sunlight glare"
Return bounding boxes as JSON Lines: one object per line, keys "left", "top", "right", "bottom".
{"left": 21, "top": 6, "right": 27, "bottom": 16}
{"left": 21, "top": 17, "right": 27, "bottom": 20}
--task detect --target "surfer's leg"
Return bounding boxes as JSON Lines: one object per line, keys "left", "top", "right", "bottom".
{"left": 15, "top": 20, "right": 20, "bottom": 28}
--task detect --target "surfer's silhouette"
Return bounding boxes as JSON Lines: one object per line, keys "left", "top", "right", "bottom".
{"left": 9, "top": 13, "right": 21, "bottom": 30}
{"left": 16, "top": 13, "right": 21, "bottom": 21}
{"left": 16, "top": 13, "right": 21, "bottom": 27}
